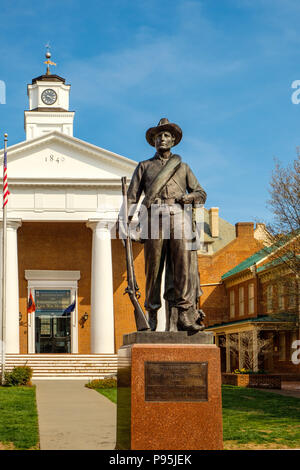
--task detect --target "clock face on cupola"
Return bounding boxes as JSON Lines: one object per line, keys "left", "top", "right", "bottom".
{"left": 24, "top": 46, "right": 75, "bottom": 140}
{"left": 41, "top": 88, "right": 57, "bottom": 105}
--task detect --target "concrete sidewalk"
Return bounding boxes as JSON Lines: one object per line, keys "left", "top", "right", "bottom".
{"left": 257, "top": 382, "right": 300, "bottom": 399}
{"left": 34, "top": 380, "right": 116, "bottom": 450}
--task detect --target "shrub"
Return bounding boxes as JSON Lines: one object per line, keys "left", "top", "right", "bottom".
{"left": 4, "top": 366, "right": 33, "bottom": 386}
{"left": 86, "top": 377, "right": 117, "bottom": 389}
{"left": 233, "top": 368, "right": 266, "bottom": 375}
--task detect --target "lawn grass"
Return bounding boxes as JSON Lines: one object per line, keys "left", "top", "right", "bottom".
{"left": 222, "top": 385, "right": 300, "bottom": 449}
{"left": 94, "top": 388, "right": 117, "bottom": 404}
{"left": 0, "top": 386, "right": 39, "bottom": 450}
{"left": 95, "top": 384, "right": 300, "bottom": 450}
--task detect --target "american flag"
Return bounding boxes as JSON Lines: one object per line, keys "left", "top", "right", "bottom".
{"left": 3, "top": 149, "right": 9, "bottom": 208}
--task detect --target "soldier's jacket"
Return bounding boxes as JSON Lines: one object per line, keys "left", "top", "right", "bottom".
{"left": 127, "top": 152, "right": 207, "bottom": 209}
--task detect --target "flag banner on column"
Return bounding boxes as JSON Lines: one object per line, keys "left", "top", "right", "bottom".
{"left": 27, "top": 290, "right": 36, "bottom": 314}
{"left": 62, "top": 299, "right": 76, "bottom": 316}
{"left": 3, "top": 148, "right": 10, "bottom": 208}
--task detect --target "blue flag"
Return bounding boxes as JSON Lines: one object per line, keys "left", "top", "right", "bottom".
{"left": 63, "top": 299, "right": 76, "bottom": 316}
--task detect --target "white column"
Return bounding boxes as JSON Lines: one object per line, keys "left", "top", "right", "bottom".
{"left": 87, "top": 220, "right": 115, "bottom": 353}
{"left": 0, "top": 220, "right": 22, "bottom": 353}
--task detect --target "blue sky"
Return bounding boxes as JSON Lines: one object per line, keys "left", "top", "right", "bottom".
{"left": 0, "top": 0, "right": 300, "bottom": 225}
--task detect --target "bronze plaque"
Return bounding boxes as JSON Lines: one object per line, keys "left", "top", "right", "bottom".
{"left": 145, "top": 361, "right": 208, "bottom": 402}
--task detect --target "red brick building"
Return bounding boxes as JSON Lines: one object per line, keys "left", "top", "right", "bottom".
{"left": 206, "top": 236, "right": 300, "bottom": 375}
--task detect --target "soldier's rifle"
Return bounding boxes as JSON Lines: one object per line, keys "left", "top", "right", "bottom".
{"left": 121, "top": 177, "right": 150, "bottom": 331}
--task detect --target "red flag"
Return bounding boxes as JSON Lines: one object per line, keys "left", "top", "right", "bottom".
{"left": 27, "top": 290, "right": 35, "bottom": 313}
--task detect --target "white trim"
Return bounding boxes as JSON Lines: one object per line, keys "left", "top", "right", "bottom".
{"left": 239, "top": 286, "right": 245, "bottom": 316}
{"left": 6, "top": 178, "right": 123, "bottom": 187}
{"left": 267, "top": 284, "right": 273, "bottom": 313}
{"left": 25, "top": 270, "right": 80, "bottom": 281}
{"left": 248, "top": 283, "right": 255, "bottom": 314}
{"left": 200, "top": 282, "right": 223, "bottom": 286}
{"left": 28, "top": 280, "right": 78, "bottom": 289}
{"left": 26, "top": 112, "right": 75, "bottom": 118}
{"left": 230, "top": 290, "right": 235, "bottom": 318}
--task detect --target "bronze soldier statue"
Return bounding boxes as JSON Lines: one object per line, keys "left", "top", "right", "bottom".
{"left": 126, "top": 118, "right": 207, "bottom": 332}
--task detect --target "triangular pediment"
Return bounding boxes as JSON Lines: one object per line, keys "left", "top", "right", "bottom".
{"left": 0, "top": 131, "right": 137, "bottom": 184}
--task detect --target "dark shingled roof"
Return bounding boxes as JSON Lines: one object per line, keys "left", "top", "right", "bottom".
{"left": 31, "top": 74, "right": 66, "bottom": 84}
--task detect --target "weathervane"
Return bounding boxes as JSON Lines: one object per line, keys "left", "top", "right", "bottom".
{"left": 44, "top": 43, "right": 57, "bottom": 75}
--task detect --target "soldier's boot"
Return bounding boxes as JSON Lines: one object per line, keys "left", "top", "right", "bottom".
{"left": 147, "top": 310, "right": 158, "bottom": 331}
{"left": 178, "top": 307, "right": 203, "bottom": 332}
{"left": 195, "top": 309, "right": 206, "bottom": 331}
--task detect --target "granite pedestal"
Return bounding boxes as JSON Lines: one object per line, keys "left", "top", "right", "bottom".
{"left": 116, "top": 331, "right": 223, "bottom": 450}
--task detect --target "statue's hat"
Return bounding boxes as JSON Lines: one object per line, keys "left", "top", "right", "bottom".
{"left": 146, "top": 118, "right": 182, "bottom": 147}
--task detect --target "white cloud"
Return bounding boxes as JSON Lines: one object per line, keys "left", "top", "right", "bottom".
{"left": 64, "top": 31, "right": 244, "bottom": 110}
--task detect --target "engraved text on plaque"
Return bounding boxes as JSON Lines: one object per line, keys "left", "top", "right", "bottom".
{"left": 145, "top": 361, "right": 208, "bottom": 402}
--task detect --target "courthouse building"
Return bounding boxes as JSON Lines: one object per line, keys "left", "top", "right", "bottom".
{"left": 0, "top": 65, "right": 143, "bottom": 377}
{"left": 0, "top": 64, "right": 272, "bottom": 378}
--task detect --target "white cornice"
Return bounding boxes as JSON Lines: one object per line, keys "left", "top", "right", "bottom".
{"left": 25, "top": 270, "right": 80, "bottom": 281}
{"left": 24, "top": 111, "right": 75, "bottom": 117}
{"left": 5, "top": 177, "right": 124, "bottom": 187}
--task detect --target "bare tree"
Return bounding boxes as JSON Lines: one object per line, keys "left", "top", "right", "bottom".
{"left": 268, "top": 154, "right": 300, "bottom": 234}
{"left": 220, "top": 330, "right": 273, "bottom": 372}
{"left": 263, "top": 154, "right": 300, "bottom": 336}
{"left": 265, "top": 154, "right": 299, "bottom": 269}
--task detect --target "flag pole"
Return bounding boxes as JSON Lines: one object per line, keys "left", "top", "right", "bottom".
{"left": 1, "top": 133, "right": 8, "bottom": 385}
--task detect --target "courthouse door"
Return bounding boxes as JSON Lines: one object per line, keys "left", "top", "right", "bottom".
{"left": 35, "top": 290, "right": 71, "bottom": 353}
{"left": 26, "top": 270, "right": 80, "bottom": 354}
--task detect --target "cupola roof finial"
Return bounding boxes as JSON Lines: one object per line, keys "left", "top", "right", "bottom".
{"left": 44, "top": 42, "right": 57, "bottom": 75}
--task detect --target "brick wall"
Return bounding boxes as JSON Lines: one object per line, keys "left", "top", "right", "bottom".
{"left": 222, "top": 373, "right": 282, "bottom": 389}
{"left": 112, "top": 239, "right": 146, "bottom": 351}
{"left": 18, "top": 223, "right": 147, "bottom": 354}
{"left": 18, "top": 222, "right": 92, "bottom": 354}
{"left": 198, "top": 223, "right": 263, "bottom": 326}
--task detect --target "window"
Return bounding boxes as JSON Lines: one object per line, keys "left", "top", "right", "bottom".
{"left": 230, "top": 290, "right": 235, "bottom": 318}
{"left": 288, "top": 280, "right": 297, "bottom": 309}
{"left": 278, "top": 283, "right": 285, "bottom": 310}
{"left": 248, "top": 283, "right": 255, "bottom": 314}
{"left": 267, "top": 285, "right": 273, "bottom": 313}
{"left": 239, "top": 287, "right": 244, "bottom": 316}
{"left": 279, "top": 332, "right": 286, "bottom": 361}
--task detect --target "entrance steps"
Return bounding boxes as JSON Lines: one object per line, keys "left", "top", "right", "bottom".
{"left": 5, "top": 354, "right": 118, "bottom": 380}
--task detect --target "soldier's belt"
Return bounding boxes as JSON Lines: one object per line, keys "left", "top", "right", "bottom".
{"left": 153, "top": 197, "right": 178, "bottom": 205}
